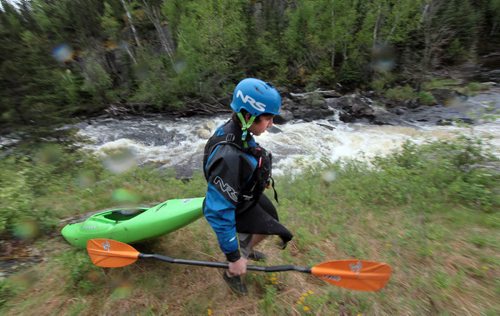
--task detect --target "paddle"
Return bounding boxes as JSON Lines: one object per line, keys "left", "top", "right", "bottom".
{"left": 87, "top": 238, "right": 392, "bottom": 292}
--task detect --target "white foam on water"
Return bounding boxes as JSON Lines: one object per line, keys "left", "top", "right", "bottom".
{"left": 0, "top": 136, "right": 20, "bottom": 148}
{"left": 76, "top": 113, "right": 499, "bottom": 177}
{"left": 256, "top": 120, "right": 491, "bottom": 178}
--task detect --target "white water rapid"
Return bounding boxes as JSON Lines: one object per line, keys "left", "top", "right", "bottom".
{"left": 74, "top": 89, "right": 499, "bottom": 178}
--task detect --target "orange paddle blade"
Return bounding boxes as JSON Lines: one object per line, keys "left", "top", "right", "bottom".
{"left": 311, "top": 260, "right": 392, "bottom": 291}
{"left": 87, "top": 239, "right": 140, "bottom": 268}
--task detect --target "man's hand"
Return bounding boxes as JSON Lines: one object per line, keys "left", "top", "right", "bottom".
{"left": 228, "top": 257, "right": 248, "bottom": 276}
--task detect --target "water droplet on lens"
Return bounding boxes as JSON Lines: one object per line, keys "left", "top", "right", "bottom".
{"left": 102, "top": 147, "right": 137, "bottom": 174}
{"left": 52, "top": 44, "right": 73, "bottom": 62}
{"left": 13, "top": 220, "right": 39, "bottom": 240}
{"left": 76, "top": 170, "right": 96, "bottom": 188}
{"left": 112, "top": 188, "right": 140, "bottom": 203}
{"left": 112, "top": 283, "right": 132, "bottom": 299}
{"left": 322, "top": 170, "right": 336, "bottom": 182}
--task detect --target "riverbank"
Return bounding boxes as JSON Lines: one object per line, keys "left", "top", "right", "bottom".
{"left": 0, "top": 137, "right": 498, "bottom": 315}
{"left": 81, "top": 78, "right": 498, "bottom": 126}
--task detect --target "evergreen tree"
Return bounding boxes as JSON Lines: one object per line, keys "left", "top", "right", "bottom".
{"left": 174, "top": 0, "right": 247, "bottom": 98}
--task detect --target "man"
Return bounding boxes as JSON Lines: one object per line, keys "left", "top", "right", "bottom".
{"left": 203, "top": 78, "right": 293, "bottom": 295}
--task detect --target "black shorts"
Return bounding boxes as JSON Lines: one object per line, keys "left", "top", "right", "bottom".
{"left": 235, "top": 194, "right": 293, "bottom": 245}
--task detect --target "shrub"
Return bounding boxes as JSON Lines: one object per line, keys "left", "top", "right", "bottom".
{"left": 422, "top": 78, "right": 461, "bottom": 90}
{"left": 0, "top": 158, "right": 35, "bottom": 236}
{"left": 282, "top": 137, "right": 499, "bottom": 214}
{"left": 385, "top": 85, "right": 416, "bottom": 101}
{"left": 0, "top": 144, "right": 100, "bottom": 238}
{"left": 59, "top": 250, "right": 105, "bottom": 294}
{"left": 353, "top": 137, "right": 498, "bottom": 212}
{"left": 464, "top": 82, "right": 489, "bottom": 95}
{"left": 0, "top": 280, "right": 15, "bottom": 307}
{"left": 417, "top": 91, "right": 437, "bottom": 105}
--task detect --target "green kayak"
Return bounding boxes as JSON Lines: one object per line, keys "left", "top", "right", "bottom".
{"left": 61, "top": 197, "right": 204, "bottom": 248}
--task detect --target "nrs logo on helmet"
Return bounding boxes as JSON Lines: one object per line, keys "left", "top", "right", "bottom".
{"left": 236, "top": 90, "right": 266, "bottom": 112}
{"left": 230, "top": 78, "right": 281, "bottom": 117}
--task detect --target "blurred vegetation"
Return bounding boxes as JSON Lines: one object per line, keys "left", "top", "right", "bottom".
{"left": 327, "top": 137, "right": 499, "bottom": 212}
{"left": 1, "top": 0, "right": 499, "bottom": 131}
{"left": 0, "top": 141, "right": 206, "bottom": 240}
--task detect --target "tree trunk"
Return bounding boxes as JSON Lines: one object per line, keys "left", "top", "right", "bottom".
{"left": 331, "top": 3, "right": 335, "bottom": 68}
{"left": 422, "top": 0, "right": 453, "bottom": 72}
{"left": 491, "top": 21, "right": 498, "bottom": 36}
{"left": 331, "top": 43, "right": 336, "bottom": 68}
{"left": 388, "top": 4, "right": 400, "bottom": 41}
{"left": 422, "top": 2, "right": 433, "bottom": 72}
{"left": 142, "top": 0, "right": 175, "bottom": 65}
{"left": 123, "top": 43, "right": 137, "bottom": 64}
{"left": 373, "top": 4, "right": 382, "bottom": 49}
{"left": 120, "top": 0, "right": 141, "bottom": 48}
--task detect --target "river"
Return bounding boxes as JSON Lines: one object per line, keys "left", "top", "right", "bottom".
{"left": 74, "top": 88, "right": 500, "bottom": 178}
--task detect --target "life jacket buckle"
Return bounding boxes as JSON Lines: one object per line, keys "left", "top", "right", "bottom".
{"left": 241, "top": 194, "right": 254, "bottom": 201}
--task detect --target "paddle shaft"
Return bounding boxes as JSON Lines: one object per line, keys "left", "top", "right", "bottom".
{"left": 140, "top": 254, "right": 311, "bottom": 273}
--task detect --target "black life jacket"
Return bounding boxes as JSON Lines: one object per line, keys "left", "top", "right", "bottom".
{"left": 203, "top": 120, "right": 278, "bottom": 204}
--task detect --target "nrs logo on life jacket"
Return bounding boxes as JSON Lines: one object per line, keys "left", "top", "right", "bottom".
{"left": 236, "top": 90, "right": 266, "bottom": 112}
{"left": 214, "top": 176, "right": 238, "bottom": 202}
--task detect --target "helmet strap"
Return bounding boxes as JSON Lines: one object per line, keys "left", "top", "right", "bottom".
{"left": 237, "top": 112, "right": 256, "bottom": 148}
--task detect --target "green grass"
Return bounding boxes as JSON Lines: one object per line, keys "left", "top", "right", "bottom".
{"left": 0, "top": 136, "right": 499, "bottom": 315}
{"left": 422, "top": 78, "right": 491, "bottom": 97}
{"left": 422, "top": 78, "right": 462, "bottom": 90}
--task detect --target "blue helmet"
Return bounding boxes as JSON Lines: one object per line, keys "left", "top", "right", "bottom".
{"left": 230, "top": 78, "right": 281, "bottom": 116}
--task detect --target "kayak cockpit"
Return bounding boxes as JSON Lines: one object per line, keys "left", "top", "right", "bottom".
{"left": 102, "top": 208, "right": 148, "bottom": 222}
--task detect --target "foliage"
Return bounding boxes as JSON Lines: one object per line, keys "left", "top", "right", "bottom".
{"left": 384, "top": 85, "right": 416, "bottom": 101}
{"left": 422, "top": 78, "right": 462, "bottom": 90}
{"left": 0, "top": 140, "right": 207, "bottom": 239}
{"left": 0, "top": 144, "right": 91, "bottom": 237}
{"left": 417, "top": 91, "right": 437, "bottom": 105}
{"left": 0, "top": 0, "right": 497, "bottom": 127}
{"left": 0, "top": 158, "right": 30, "bottom": 234}
{"left": 464, "top": 82, "right": 490, "bottom": 94}
{"left": 0, "top": 280, "right": 15, "bottom": 308}
{"left": 171, "top": 0, "right": 247, "bottom": 99}
{"left": 327, "top": 137, "right": 499, "bottom": 212}
{"left": 130, "top": 51, "right": 177, "bottom": 107}
{"left": 58, "top": 250, "right": 105, "bottom": 294}
{"left": 81, "top": 54, "right": 115, "bottom": 105}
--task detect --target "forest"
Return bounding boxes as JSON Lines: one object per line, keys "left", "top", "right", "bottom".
{"left": 1, "top": 0, "right": 499, "bottom": 130}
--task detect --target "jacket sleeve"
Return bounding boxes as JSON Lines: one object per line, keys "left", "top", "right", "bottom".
{"left": 203, "top": 144, "right": 255, "bottom": 262}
